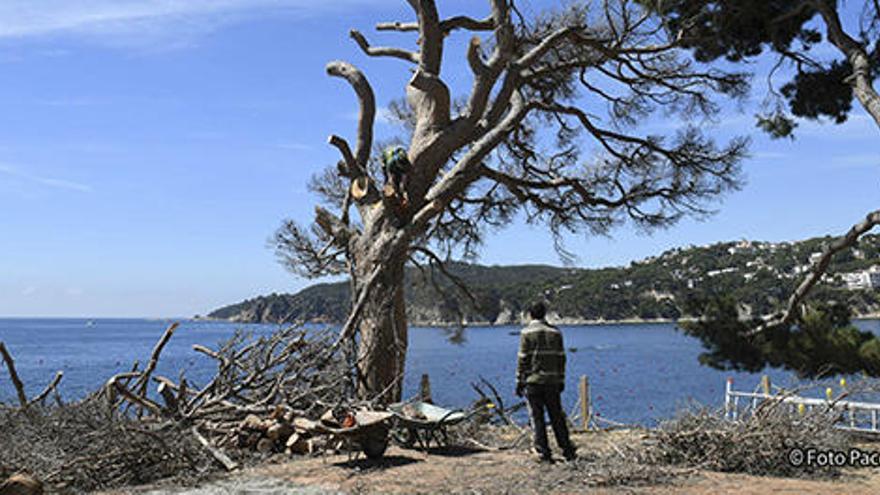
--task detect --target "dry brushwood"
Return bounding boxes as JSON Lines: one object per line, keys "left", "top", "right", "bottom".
{"left": 1, "top": 323, "right": 355, "bottom": 494}
{"left": 642, "top": 402, "right": 851, "bottom": 478}
{"left": 97, "top": 325, "right": 352, "bottom": 445}
{"left": 0, "top": 401, "right": 215, "bottom": 494}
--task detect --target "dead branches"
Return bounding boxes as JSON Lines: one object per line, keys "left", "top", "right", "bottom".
{"left": 0, "top": 343, "right": 27, "bottom": 408}
{"left": 470, "top": 376, "right": 525, "bottom": 432}
{"left": 133, "top": 322, "right": 179, "bottom": 399}
{"left": 1, "top": 343, "right": 64, "bottom": 410}
{"left": 1, "top": 323, "right": 353, "bottom": 493}
{"left": 0, "top": 401, "right": 216, "bottom": 493}
{"left": 644, "top": 403, "right": 849, "bottom": 478}
{"left": 28, "top": 372, "right": 63, "bottom": 408}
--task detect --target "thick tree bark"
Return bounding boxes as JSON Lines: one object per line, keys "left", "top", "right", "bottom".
{"left": 352, "top": 237, "right": 408, "bottom": 403}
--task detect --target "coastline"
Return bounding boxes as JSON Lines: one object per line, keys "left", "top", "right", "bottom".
{"left": 198, "top": 312, "right": 880, "bottom": 328}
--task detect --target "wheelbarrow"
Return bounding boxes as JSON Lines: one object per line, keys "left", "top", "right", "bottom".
{"left": 312, "top": 410, "right": 395, "bottom": 459}
{"left": 389, "top": 401, "right": 485, "bottom": 450}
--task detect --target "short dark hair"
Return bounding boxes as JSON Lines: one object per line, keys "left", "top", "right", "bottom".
{"left": 529, "top": 301, "right": 547, "bottom": 320}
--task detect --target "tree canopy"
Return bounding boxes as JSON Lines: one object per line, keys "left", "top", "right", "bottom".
{"left": 643, "top": 0, "right": 880, "bottom": 137}
{"left": 653, "top": 0, "right": 880, "bottom": 377}
{"left": 272, "top": 0, "right": 754, "bottom": 398}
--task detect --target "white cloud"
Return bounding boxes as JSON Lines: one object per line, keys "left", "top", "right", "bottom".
{"left": 21, "top": 286, "right": 37, "bottom": 296}
{"left": 0, "top": 1, "right": 388, "bottom": 46}
{"left": 0, "top": 163, "right": 93, "bottom": 192}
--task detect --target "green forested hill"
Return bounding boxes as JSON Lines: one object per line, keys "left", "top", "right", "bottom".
{"left": 207, "top": 234, "right": 880, "bottom": 325}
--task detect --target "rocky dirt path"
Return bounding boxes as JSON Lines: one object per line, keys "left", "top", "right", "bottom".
{"left": 114, "top": 430, "right": 880, "bottom": 494}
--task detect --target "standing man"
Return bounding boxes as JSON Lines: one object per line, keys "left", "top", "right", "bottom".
{"left": 516, "top": 301, "right": 576, "bottom": 462}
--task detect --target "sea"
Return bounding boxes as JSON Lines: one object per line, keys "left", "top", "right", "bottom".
{"left": 2, "top": 318, "right": 880, "bottom": 426}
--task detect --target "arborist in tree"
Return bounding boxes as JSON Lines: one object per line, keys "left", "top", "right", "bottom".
{"left": 380, "top": 146, "right": 411, "bottom": 208}
{"left": 516, "top": 301, "right": 576, "bottom": 463}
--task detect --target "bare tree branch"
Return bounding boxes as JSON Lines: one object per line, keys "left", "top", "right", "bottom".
{"left": 332, "top": 264, "right": 383, "bottom": 349}
{"left": 349, "top": 30, "right": 420, "bottom": 64}
{"left": 410, "top": 0, "right": 443, "bottom": 75}
{"left": 326, "top": 61, "right": 376, "bottom": 169}
{"left": 0, "top": 342, "right": 28, "bottom": 407}
{"left": 749, "top": 209, "right": 880, "bottom": 335}
{"left": 29, "top": 371, "right": 64, "bottom": 406}
{"left": 410, "top": 94, "right": 533, "bottom": 232}
{"left": 377, "top": 15, "right": 494, "bottom": 34}
{"left": 328, "top": 135, "right": 357, "bottom": 176}
{"left": 410, "top": 245, "right": 479, "bottom": 307}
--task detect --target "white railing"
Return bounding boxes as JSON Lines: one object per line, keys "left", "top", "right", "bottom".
{"left": 724, "top": 377, "right": 880, "bottom": 435}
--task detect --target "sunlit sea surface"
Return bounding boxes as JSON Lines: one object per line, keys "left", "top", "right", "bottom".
{"left": 2, "top": 318, "right": 879, "bottom": 426}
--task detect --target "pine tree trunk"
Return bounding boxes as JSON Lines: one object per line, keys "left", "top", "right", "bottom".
{"left": 353, "top": 248, "right": 408, "bottom": 403}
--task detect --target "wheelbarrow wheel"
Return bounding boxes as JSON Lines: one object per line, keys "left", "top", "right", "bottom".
{"left": 391, "top": 426, "right": 417, "bottom": 448}
{"left": 362, "top": 430, "right": 389, "bottom": 459}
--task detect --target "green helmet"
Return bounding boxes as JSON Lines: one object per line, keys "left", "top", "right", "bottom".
{"left": 382, "top": 146, "right": 412, "bottom": 175}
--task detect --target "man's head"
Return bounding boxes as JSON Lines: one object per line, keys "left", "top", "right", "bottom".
{"left": 528, "top": 301, "right": 547, "bottom": 321}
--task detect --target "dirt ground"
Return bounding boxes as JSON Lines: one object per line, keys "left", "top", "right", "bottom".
{"left": 114, "top": 429, "right": 880, "bottom": 495}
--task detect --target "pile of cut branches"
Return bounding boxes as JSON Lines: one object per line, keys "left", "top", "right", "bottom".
{"left": 0, "top": 401, "right": 215, "bottom": 492}
{"left": 642, "top": 400, "right": 851, "bottom": 478}
{"left": 0, "top": 323, "right": 353, "bottom": 493}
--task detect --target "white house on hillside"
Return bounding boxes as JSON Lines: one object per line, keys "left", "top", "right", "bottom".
{"left": 842, "top": 267, "right": 880, "bottom": 290}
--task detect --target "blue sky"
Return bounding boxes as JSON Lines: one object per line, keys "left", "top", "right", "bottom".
{"left": 0, "top": 1, "right": 877, "bottom": 318}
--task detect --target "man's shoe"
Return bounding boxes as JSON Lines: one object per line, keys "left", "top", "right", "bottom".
{"left": 563, "top": 449, "right": 577, "bottom": 462}
{"left": 536, "top": 454, "right": 554, "bottom": 464}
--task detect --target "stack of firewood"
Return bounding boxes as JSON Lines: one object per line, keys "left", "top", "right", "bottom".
{"left": 233, "top": 407, "right": 358, "bottom": 456}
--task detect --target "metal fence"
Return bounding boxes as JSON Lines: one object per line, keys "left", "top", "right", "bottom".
{"left": 724, "top": 377, "right": 880, "bottom": 435}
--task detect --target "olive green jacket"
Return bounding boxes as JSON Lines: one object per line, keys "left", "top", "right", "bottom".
{"left": 516, "top": 319, "right": 566, "bottom": 386}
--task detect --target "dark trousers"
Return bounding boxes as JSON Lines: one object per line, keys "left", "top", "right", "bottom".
{"left": 525, "top": 383, "right": 574, "bottom": 457}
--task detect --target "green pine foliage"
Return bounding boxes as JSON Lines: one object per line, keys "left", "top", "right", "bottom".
{"left": 680, "top": 297, "right": 880, "bottom": 377}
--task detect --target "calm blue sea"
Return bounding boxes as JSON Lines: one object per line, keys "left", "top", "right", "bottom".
{"left": 2, "top": 318, "right": 879, "bottom": 426}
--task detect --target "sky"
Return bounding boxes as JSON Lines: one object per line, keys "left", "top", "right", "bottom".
{"left": 0, "top": 1, "right": 877, "bottom": 318}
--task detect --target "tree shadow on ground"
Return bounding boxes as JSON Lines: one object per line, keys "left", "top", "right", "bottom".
{"left": 402, "top": 445, "right": 487, "bottom": 457}
{"left": 333, "top": 455, "right": 421, "bottom": 471}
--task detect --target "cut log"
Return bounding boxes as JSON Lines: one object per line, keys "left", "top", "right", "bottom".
{"left": 256, "top": 438, "right": 275, "bottom": 454}
{"left": 285, "top": 432, "right": 311, "bottom": 455}
{"left": 269, "top": 405, "right": 285, "bottom": 420}
{"left": 266, "top": 422, "right": 293, "bottom": 442}
{"left": 240, "top": 414, "right": 269, "bottom": 432}
{"left": 292, "top": 417, "right": 318, "bottom": 432}
{"left": 157, "top": 382, "right": 179, "bottom": 415}
{"left": 192, "top": 427, "right": 239, "bottom": 471}
{"left": 0, "top": 474, "right": 43, "bottom": 495}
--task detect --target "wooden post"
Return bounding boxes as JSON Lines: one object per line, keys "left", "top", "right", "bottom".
{"left": 761, "top": 375, "right": 771, "bottom": 396}
{"left": 725, "top": 377, "right": 733, "bottom": 420}
{"left": 579, "top": 375, "right": 590, "bottom": 431}
{"left": 420, "top": 373, "right": 432, "bottom": 403}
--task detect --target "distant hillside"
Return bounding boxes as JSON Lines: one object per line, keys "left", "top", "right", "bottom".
{"left": 208, "top": 234, "right": 880, "bottom": 325}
